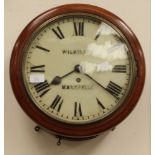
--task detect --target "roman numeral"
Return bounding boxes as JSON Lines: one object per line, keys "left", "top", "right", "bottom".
{"left": 52, "top": 26, "right": 65, "bottom": 39}
{"left": 30, "top": 65, "right": 45, "bottom": 72}
{"left": 74, "top": 102, "right": 82, "bottom": 117}
{"left": 96, "top": 98, "right": 105, "bottom": 110}
{"left": 34, "top": 80, "right": 50, "bottom": 97}
{"left": 73, "top": 22, "right": 84, "bottom": 36}
{"left": 112, "top": 65, "right": 127, "bottom": 73}
{"left": 106, "top": 81, "right": 122, "bottom": 99}
{"left": 50, "top": 95, "right": 63, "bottom": 112}
{"left": 36, "top": 45, "right": 50, "bottom": 52}
{"left": 94, "top": 34, "right": 100, "bottom": 40}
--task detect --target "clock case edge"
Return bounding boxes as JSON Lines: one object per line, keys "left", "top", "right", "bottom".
{"left": 9, "top": 4, "right": 145, "bottom": 139}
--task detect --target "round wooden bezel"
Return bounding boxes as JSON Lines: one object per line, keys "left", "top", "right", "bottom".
{"left": 10, "top": 4, "right": 145, "bottom": 138}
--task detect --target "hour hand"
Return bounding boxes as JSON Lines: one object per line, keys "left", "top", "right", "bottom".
{"left": 51, "top": 64, "right": 81, "bottom": 85}
{"left": 51, "top": 70, "right": 74, "bottom": 85}
{"left": 51, "top": 76, "right": 61, "bottom": 85}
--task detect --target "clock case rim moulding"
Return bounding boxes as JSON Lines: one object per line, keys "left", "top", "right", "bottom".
{"left": 10, "top": 4, "right": 145, "bottom": 139}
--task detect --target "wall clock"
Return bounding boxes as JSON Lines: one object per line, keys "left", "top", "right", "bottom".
{"left": 10, "top": 4, "right": 145, "bottom": 143}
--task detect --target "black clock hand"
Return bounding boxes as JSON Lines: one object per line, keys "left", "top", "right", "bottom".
{"left": 84, "top": 74, "right": 106, "bottom": 89}
{"left": 84, "top": 74, "right": 122, "bottom": 99}
{"left": 51, "top": 71, "right": 74, "bottom": 85}
{"left": 51, "top": 65, "right": 81, "bottom": 85}
{"left": 84, "top": 74, "right": 111, "bottom": 95}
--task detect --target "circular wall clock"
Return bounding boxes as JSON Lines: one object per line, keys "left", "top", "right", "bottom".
{"left": 10, "top": 4, "right": 145, "bottom": 141}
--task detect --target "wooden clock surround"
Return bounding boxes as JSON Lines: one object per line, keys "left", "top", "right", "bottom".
{"left": 10, "top": 4, "right": 145, "bottom": 139}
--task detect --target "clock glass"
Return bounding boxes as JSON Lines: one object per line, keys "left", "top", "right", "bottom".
{"left": 22, "top": 13, "right": 136, "bottom": 124}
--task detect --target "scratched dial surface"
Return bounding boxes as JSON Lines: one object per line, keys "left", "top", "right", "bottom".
{"left": 22, "top": 13, "right": 136, "bottom": 124}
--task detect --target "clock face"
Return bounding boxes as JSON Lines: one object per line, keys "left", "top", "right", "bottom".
{"left": 22, "top": 13, "right": 136, "bottom": 124}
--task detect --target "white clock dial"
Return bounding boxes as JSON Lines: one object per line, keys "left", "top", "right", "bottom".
{"left": 22, "top": 13, "right": 136, "bottom": 124}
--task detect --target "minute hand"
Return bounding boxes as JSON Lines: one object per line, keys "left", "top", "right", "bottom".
{"left": 85, "top": 74, "right": 109, "bottom": 93}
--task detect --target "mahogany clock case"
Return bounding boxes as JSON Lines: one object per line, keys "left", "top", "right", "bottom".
{"left": 10, "top": 4, "right": 145, "bottom": 138}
